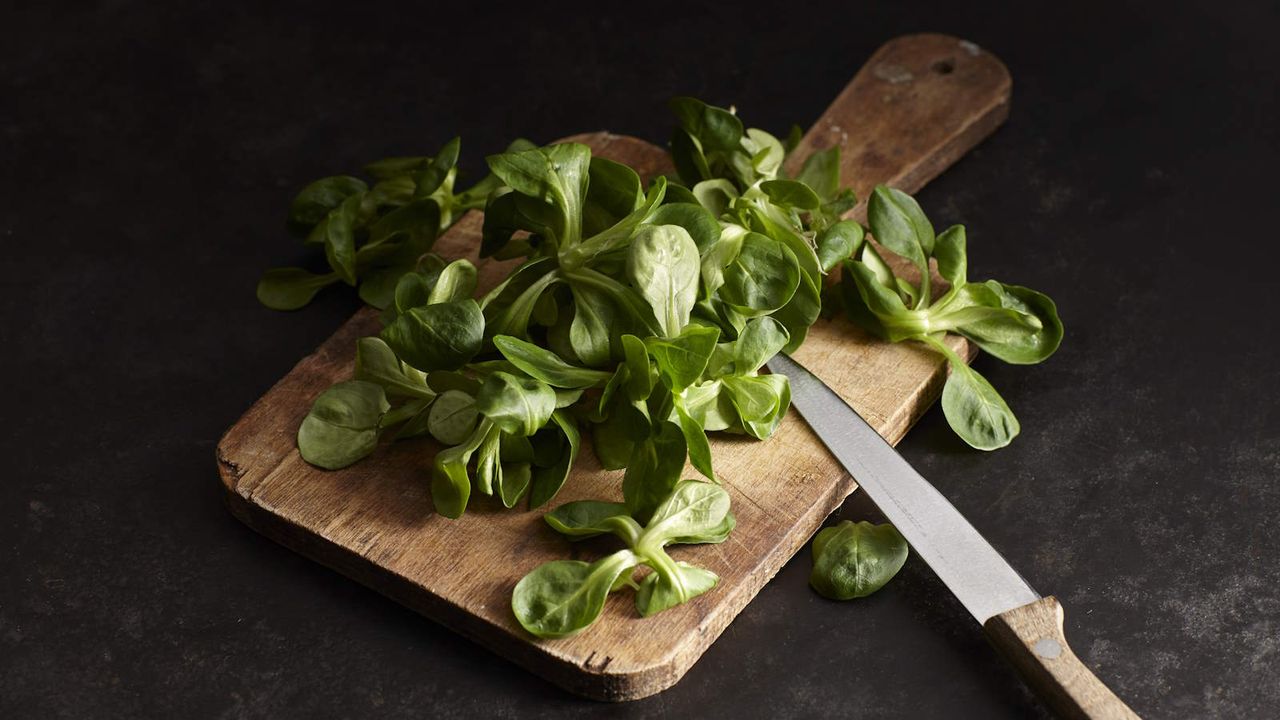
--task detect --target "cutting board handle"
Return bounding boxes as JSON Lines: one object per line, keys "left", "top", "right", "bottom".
{"left": 984, "top": 597, "right": 1141, "bottom": 719}
{"left": 784, "top": 33, "right": 1012, "bottom": 215}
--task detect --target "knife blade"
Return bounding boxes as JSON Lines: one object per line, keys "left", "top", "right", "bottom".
{"left": 767, "top": 351, "right": 1037, "bottom": 623}
{"left": 766, "top": 352, "right": 1139, "bottom": 719}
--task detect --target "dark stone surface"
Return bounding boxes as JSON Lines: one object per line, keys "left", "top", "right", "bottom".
{"left": 3, "top": 1, "right": 1278, "bottom": 717}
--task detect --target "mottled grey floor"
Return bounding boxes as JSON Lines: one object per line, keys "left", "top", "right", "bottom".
{"left": 3, "top": 1, "right": 1278, "bottom": 717}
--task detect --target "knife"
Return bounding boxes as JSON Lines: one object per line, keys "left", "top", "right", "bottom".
{"left": 766, "top": 353, "right": 1139, "bottom": 720}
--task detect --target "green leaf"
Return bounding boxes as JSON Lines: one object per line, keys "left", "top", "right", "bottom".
{"left": 256, "top": 268, "right": 339, "bottom": 310}
{"left": 844, "top": 259, "right": 909, "bottom": 319}
{"left": 794, "top": 146, "right": 840, "bottom": 202}
{"left": 592, "top": 402, "right": 639, "bottom": 470}
{"left": 816, "top": 188, "right": 858, "bottom": 229}
{"left": 816, "top": 221, "right": 865, "bottom": 273}
{"left": 760, "top": 179, "right": 821, "bottom": 209}
{"left": 940, "top": 357, "right": 1021, "bottom": 450}
{"left": 427, "top": 259, "right": 478, "bottom": 304}
{"left": 644, "top": 479, "right": 732, "bottom": 544}
{"left": 485, "top": 265, "right": 563, "bottom": 340}
{"left": 670, "top": 127, "right": 711, "bottom": 184}
{"left": 544, "top": 501, "right": 639, "bottom": 543}
{"left": 426, "top": 370, "right": 482, "bottom": 395}
{"left": 743, "top": 128, "right": 785, "bottom": 180}
{"left": 691, "top": 178, "right": 738, "bottom": 218}
{"left": 431, "top": 453, "right": 471, "bottom": 518}
{"left": 320, "top": 193, "right": 363, "bottom": 285}
{"left": 660, "top": 180, "right": 699, "bottom": 206}
{"left": 357, "top": 263, "right": 412, "bottom": 310}
{"left": 390, "top": 400, "right": 435, "bottom": 440}
{"left": 476, "top": 371, "right": 556, "bottom": 437}
{"left": 354, "top": 337, "right": 434, "bottom": 399}
{"left": 810, "top": 520, "right": 908, "bottom": 600}
{"left": 431, "top": 419, "right": 492, "bottom": 518}
{"left": 297, "top": 381, "right": 389, "bottom": 470}
{"left": 732, "top": 316, "right": 790, "bottom": 374}
{"left": 699, "top": 223, "right": 745, "bottom": 300}
{"left": 666, "top": 508, "right": 735, "bottom": 546}
{"left": 738, "top": 373, "right": 790, "bottom": 439}
{"left": 414, "top": 137, "right": 461, "bottom": 198}
{"left": 670, "top": 96, "right": 744, "bottom": 152}
{"left": 564, "top": 177, "right": 666, "bottom": 269}
{"left": 486, "top": 144, "right": 589, "bottom": 248}
{"left": 554, "top": 387, "right": 583, "bottom": 408}
{"left": 427, "top": 389, "right": 479, "bottom": 445}
{"left": 623, "top": 422, "right": 687, "bottom": 524}
{"left": 479, "top": 190, "right": 523, "bottom": 258}
{"left": 380, "top": 299, "right": 485, "bottom": 372}
{"left": 620, "top": 334, "right": 654, "bottom": 401}
{"left": 770, "top": 273, "right": 822, "bottom": 353}
{"left": 635, "top": 561, "right": 718, "bottom": 617}
{"left": 743, "top": 204, "right": 822, "bottom": 283}
{"left": 680, "top": 379, "right": 733, "bottom": 432}
{"left": 867, "top": 185, "right": 934, "bottom": 270}
{"left": 493, "top": 335, "right": 612, "bottom": 388}
{"left": 722, "top": 374, "right": 780, "bottom": 423}
{"left": 933, "top": 224, "right": 967, "bottom": 287}
{"left": 367, "top": 198, "right": 441, "bottom": 248}
{"left": 288, "top": 175, "right": 367, "bottom": 231}
{"left": 511, "top": 550, "right": 639, "bottom": 639}
{"left": 474, "top": 424, "right": 502, "bottom": 496}
{"left": 857, "top": 242, "right": 897, "bottom": 291}
{"left": 956, "top": 282, "right": 1063, "bottom": 365}
{"left": 366, "top": 175, "right": 416, "bottom": 207}
{"left": 529, "top": 410, "right": 581, "bottom": 507}
{"left": 567, "top": 284, "right": 616, "bottom": 367}
{"left": 645, "top": 325, "right": 721, "bottom": 391}
{"left": 649, "top": 203, "right": 721, "bottom": 253}
{"left": 627, "top": 224, "right": 701, "bottom": 336}
{"left": 674, "top": 404, "right": 714, "bottom": 480}
{"left": 498, "top": 462, "right": 532, "bottom": 508}
{"left": 583, "top": 156, "right": 643, "bottom": 236}
{"left": 542, "top": 143, "right": 591, "bottom": 238}
{"left": 387, "top": 258, "right": 446, "bottom": 318}
{"left": 719, "top": 232, "right": 801, "bottom": 316}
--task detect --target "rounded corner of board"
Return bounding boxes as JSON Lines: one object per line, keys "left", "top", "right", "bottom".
{"left": 214, "top": 438, "right": 244, "bottom": 496}
{"left": 875, "top": 33, "right": 1012, "bottom": 94}
{"left": 560, "top": 656, "right": 691, "bottom": 703}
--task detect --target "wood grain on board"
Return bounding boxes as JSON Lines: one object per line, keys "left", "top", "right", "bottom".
{"left": 217, "top": 34, "right": 1011, "bottom": 701}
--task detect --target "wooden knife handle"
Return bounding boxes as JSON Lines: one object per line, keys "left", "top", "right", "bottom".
{"left": 984, "top": 597, "right": 1140, "bottom": 719}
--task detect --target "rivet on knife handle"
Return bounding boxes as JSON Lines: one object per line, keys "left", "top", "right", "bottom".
{"left": 984, "top": 597, "right": 1140, "bottom": 720}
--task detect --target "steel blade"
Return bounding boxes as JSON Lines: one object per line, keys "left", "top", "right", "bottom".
{"left": 767, "top": 353, "right": 1039, "bottom": 623}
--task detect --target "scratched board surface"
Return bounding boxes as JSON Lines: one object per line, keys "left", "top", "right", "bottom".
{"left": 217, "top": 35, "right": 1010, "bottom": 701}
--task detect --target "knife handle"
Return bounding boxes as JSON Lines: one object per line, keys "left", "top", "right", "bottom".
{"left": 984, "top": 596, "right": 1140, "bottom": 719}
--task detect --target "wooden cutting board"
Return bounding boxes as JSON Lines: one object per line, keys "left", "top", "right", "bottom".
{"left": 217, "top": 34, "right": 1011, "bottom": 701}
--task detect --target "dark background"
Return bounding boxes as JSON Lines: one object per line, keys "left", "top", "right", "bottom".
{"left": 4, "top": 0, "right": 1278, "bottom": 717}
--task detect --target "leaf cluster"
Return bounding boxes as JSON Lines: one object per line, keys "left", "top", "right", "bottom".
{"left": 512, "top": 480, "right": 733, "bottom": 638}
{"left": 281, "top": 96, "right": 1066, "bottom": 634}
{"left": 257, "top": 137, "right": 534, "bottom": 310}
{"left": 839, "top": 186, "right": 1063, "bottom": 449}
{"left": 294, "top": 129, "right": 830, "bottom": 521}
